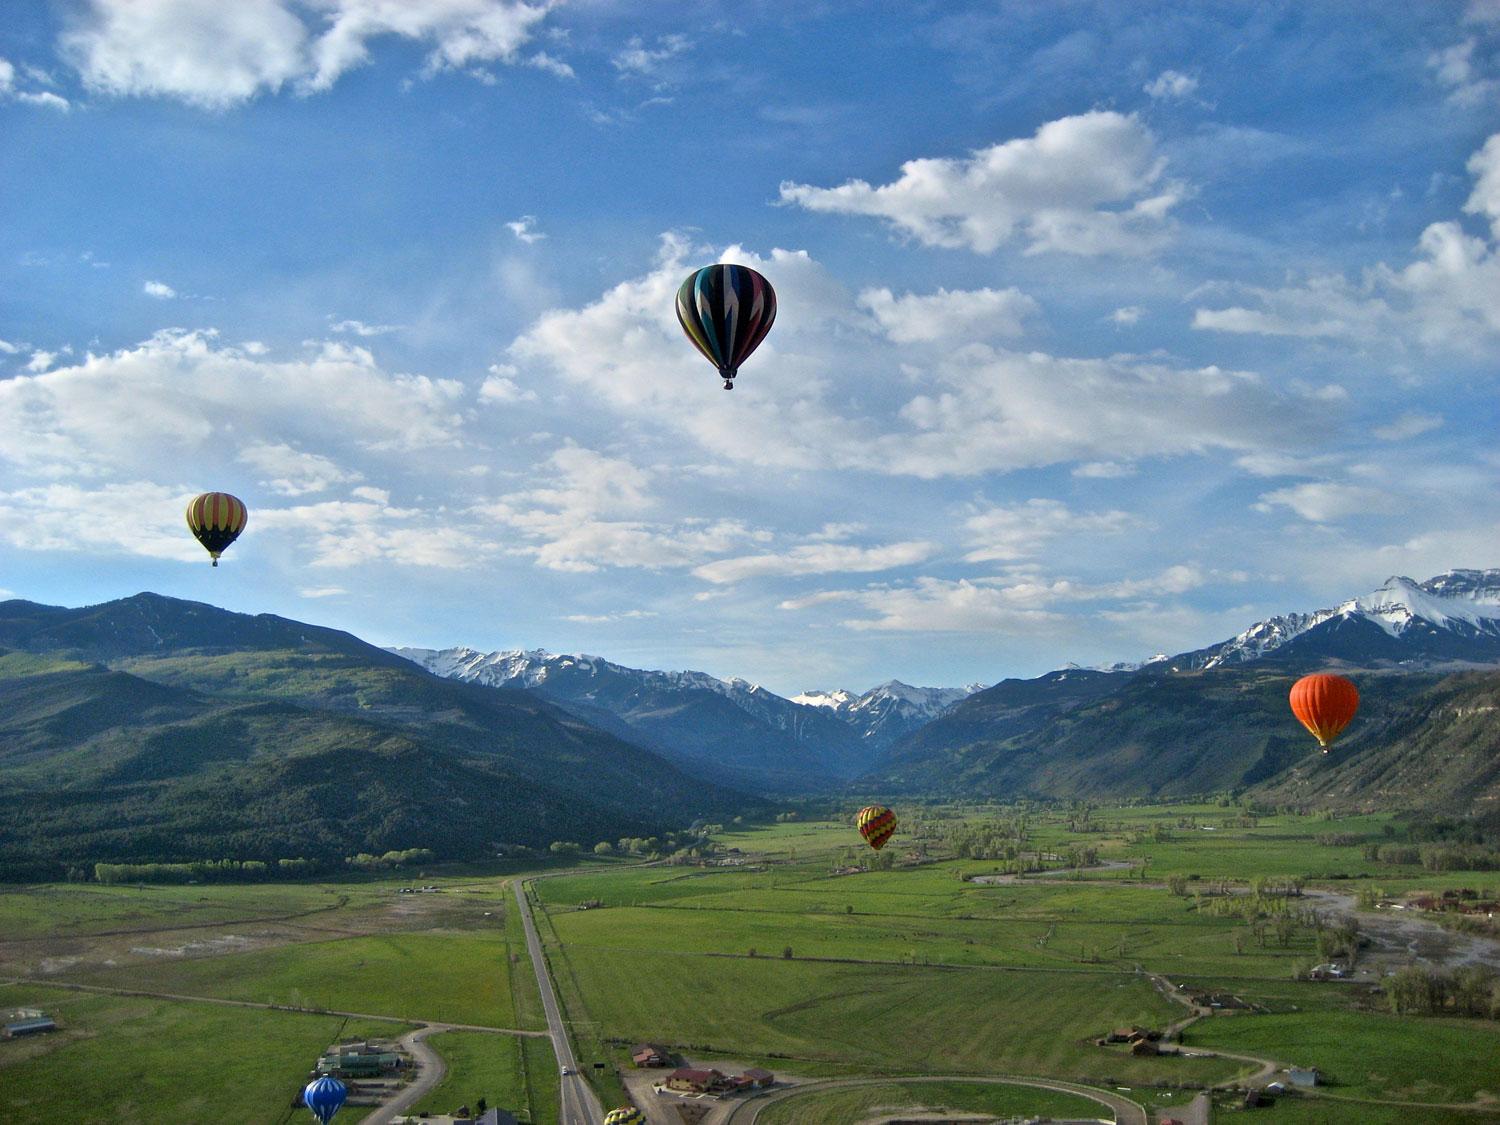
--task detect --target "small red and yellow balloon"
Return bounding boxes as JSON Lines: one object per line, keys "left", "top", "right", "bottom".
{"left": 186, "top": 492, "right": 248, "bottom": 567}
{"left": 1289, "top": 673, "right": 1360, "bottom": 751}
{"left": 856, "top": 805, "right": 898, "bottom": 851}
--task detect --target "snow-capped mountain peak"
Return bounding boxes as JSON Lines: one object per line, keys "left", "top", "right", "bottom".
{"left": 1192, "top": 569, "right": 1500, "bottom": 670}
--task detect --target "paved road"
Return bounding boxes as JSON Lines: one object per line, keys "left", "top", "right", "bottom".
{"left": 718, "top": 1073, "right": 1147, "bottom": 1125}
{"left": 513, "top": 880, "right": 605, "bottom": 1125}
{"left": 364, "top": 1025, "right": 446, "bottom": 1125}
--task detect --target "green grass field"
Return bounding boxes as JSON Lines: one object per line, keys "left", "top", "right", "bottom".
{"left": 0, "top": 982, "right": 407, "bottom": 1124}
{"left": 756, "top": 1079, "right": 1110, "bottom": 1123}
{"left": 5, "top": 807, "right": 1500, "bottom": 1123}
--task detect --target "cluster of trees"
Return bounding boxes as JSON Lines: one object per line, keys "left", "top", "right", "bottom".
{"left": 345, "top": 848, "right": 436, "bottom": 870}
{"left": 1362, "top": 842, "right": 1500, "bottom": 871}
{"left": 943, "top": 816, "right": 1031, "bottom": 859}
{"left": 1386, "top": 965, "right": 1500, "bottom": 1019}
{"left": 93, "top": 858, "right": 321, "bottom": 884}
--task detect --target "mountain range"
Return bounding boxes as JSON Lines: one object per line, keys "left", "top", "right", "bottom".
{"left": 389, "top": 645, "right": 975, "bottom": 791}
{"left": 1, "top": 568, "right": 1496, "bottom": 877}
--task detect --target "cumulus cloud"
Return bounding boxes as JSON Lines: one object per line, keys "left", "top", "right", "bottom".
{"left": 859, "top": 286, "right": 1038, "bottom": 343}
{"left": 1108, "top": 306, "right": 1144, "bottom": 326}
{"left": 0, "top": 481, "right": 207, "bottom": 561}
{"left": 510, "top": 234, "right": 1306, "bottom": 479}
{"left": 1428, "top": 39, "right": 1498, "bottom": 108}
{"left": 238, "top": 441, "right": 362, "bottom": 496}
{"left": 479, "top": 363, "right": 538, "bottom": 403}
{"left": 0, "top": 329, "right": 465, "bottom": 483}
{"left": 1194, "top": 132, "right": 1500, "bottom": 352}
{"left": 256, "top": 498, "right": 489, "bottom": 568}
{"left": 1143, "top": 69, "right": 1198, "bottom": 100}
{"left": 477, "top": 446, "right": 766, "bottom": 573}
{"left": 329, "top": 317, "right": 400, "bottom": 336}
{"left": 61, "top": 0, "right": 555, "bottom": 108}
{"left": 779, "top": 111, "right": 1183, "bottom": 256}
{"left": 961, "top": 499, "right": 1134, "bottom": 562}
{"left": 692, "top": 540, "right": 937, "bottom": 585}
{"left": 142, "top": 280, "right": 177, "bottom": 299}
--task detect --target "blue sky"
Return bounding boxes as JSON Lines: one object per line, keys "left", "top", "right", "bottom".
{"left": 2, "top": 1, "right": 1498, "bottom": 694}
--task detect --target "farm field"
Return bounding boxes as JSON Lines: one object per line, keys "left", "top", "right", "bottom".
{"left": 3, "top": 805, "right": 1500, "bottom": 1123}
{"left": 755, "top": 1079, "right": 1109, "bottom": 1123}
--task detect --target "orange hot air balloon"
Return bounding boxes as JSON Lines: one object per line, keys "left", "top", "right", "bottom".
{"left": 186, "top": 492, "right": 248, "bottom": 567}
{"left": 856, "top": 805, "right": 897, "bottom": 851}
{"left": 1289, "top": 673, "right": 1359, "bottom": 751}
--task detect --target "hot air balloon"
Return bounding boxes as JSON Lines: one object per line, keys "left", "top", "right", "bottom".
{"left": 856, "top": 805, "right": 897, "bottom": 851}
{"left": 186, "top": 492, "right": 248, "bottom": 567}
{"left": 604, "top": 1109, "right": 645, "bottom": 1125}
{"left": 1289, "top": 673, "right": 1360, "bottom": 751}
{"left": 675, "top": 263, "right": 777, "bottom": 389}
{"left": 302, "top": 1075, "right": 347, "bottom": 1125}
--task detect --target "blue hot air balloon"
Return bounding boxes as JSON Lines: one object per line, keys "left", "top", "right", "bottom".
{"left": 303, "top": 1075, "right": 347, "bottom": 1124}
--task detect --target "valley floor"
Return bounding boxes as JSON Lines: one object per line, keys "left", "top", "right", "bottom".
{"left": 3, "top": 806, "right": 1500, "bottom": 1123}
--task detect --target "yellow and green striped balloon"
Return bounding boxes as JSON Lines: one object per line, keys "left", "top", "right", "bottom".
{"left": 856, "top": 805, "right": 897, "bottom": 851}
{"left": 186, "top": 492, "right": 248, "bottom": 567}
{"left": 604, "top": 1109, "right": 644, "bottom": 1125}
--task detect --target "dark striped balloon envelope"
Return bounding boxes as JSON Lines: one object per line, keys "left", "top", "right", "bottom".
{"left": 675, "top": 263, "right": 777, "bottom": 389}
{"left": 857, "top": 805, "right": 898, "bottom": 851}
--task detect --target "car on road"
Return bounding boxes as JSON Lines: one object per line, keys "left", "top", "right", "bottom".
{"left": 561, "top": 1066, "right": 573, "bottom": 1075}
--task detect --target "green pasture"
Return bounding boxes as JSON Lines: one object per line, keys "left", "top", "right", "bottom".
{"left": 407, "top": 1031, "right": 538, "bottom": 1120}
{"left": 755, "top": 1079, "right": 1111, "bottom": 1123}
{"left": 71, "top": 930, "right": 535, "bottom": 1029}
{"left": 1187, "top": 1009, "right": 1500, "bottom": 1105}
{"left": 549, "top": 946, "right": 1247, "bottom": 1085}
{"left": 1229, "top": 1096, "right": 1499, "bottom": 1124}
{"left": 0, "top": 982, "right": 406, "bottom": 1124}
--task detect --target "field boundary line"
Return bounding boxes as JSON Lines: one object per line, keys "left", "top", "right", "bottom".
{"left": 0, "top": 975, "right": 550, "bottom": 1036}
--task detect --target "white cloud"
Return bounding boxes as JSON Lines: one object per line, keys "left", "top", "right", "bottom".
{"left": 506, "top": 216, "right": 546, "bottom": 243}
{"left": 256, "top": 498, "right": 489, "bottom": 569}
{"left": 511, "top": 235, "right": 1304, "bottom": 480}
{"left": 0, "top": 339, "right": 20, "bottom": 355}
{"left": 1469, "top": 0, "right": 1500, "bottom": 24}
{"left": 1372, "top": 412, "right": 1443, "bottom": 441}
{"left": 61, "top": 0, "right": 554, "bottom": 108}
{"left": 859, "top": 286, "right": 1037, "bottom": 343}
{"left": 1428, "top": 39, "right": 1499, "bottom": 108}
{"left": 329, "top": 317, "right": 400, "bottom": 336}
{"left": 0, "top": 330, "right": 465, "bottom": 483}
{"left": 612, "top": 34, "right": 690, "bottom": 76}
{"left": 477, "top": 446, "right": 766, "bottom": 573}
{"left": 1108, "top": 306, "right": 1145, "bottom": 326}
{"left": 692, "top": 540, "right": 936, "bottom": 585}
{"left": 142, "top": 280, "right": 177, "bottom": 299}
{"left": 561, "top": 609, "right": 655, "bottom": 623}
{"left": 779, "top": 111, "right": 1183, "bottom": 256}
{"left": 1143, "top": 69, "right": 1198, "bottom": 100}
{"left": 1194, "top": 132, "right": 1500, "bottom": 352}
{"left": 238, "top": 441, "right": 362, "bottom": 496}
{"left": 0, "top": 481, "right": 206, "bottom": 561}
{"left": 479, "top": 363, "right": 538, "bottom": 403}
{"left": 960, "top": 499, "right": 1134, "bottom": 562}
{"left": 836, "top": 564, "right": 1208, "bottom": 633}
{"left": 1072, "top": 461, "right": 1136, "bottom": 478}
{"left": 299, "top": 586, "right": 348, "bottom": 598}
{"left": 1254, "top": 481, "right": 1383, "bottom": 522}
{"left": 527, "top": 51, "right": 573, "bottom": 79}
{"left": 26, "top": 351, "right": 56, "bottom": 373}
{"left": 0, "top": 56, "right": 71, "bottom": 109}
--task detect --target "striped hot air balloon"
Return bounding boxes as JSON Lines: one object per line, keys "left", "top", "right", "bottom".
{"left": 604, "top": 1108, "right": 645, "bottom": 1125}
{"left": 302, "top": 1075, "right": 347, "bottom": 1124}
{"left": 856, "top": 805, "right": 897, "bottom": 851}
{"left": 1289, "top": 673, "right": 1360, "bottom": 751}
{"left": 675, "top": 263, "right": 777, "bottom": 389}
{"left": 186, "top": 492, "right": 248, "bottom": 567}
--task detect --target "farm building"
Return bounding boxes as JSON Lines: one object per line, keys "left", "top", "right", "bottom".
{"left": 1130, "top": 1037, "right": 1159, "bottom": 1057}
{"left": 317, "top": 1041, "right": 405, "bottom": 1078}
{"left": 665, "top": 1067, "right": 732, "bottom": 1094}
{"left": 392, "top": 1111, "right": 517, "bottom": 1125}
{"left": 740, "top": 1067, "right": 775, "bottom": 1089}
{"left": 632, "top": 1043, "right": 670, "bottom": 1067}
{"left": 2, "top": 1010, "right": 57, "bottom": 1038}
{"left": 1286, "top": 1067, "right": 1320, "bottom": 1087}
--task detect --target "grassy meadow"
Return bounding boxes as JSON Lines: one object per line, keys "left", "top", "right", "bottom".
{"left": 4, "top": 804, "right": 1500, "bottom": 1123}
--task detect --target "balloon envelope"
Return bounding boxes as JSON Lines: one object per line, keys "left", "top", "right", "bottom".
{"left": 857, "top": 805, "right": 898, "bottom": 851}
{"left": 186, "top": 492, "right": 248, "bottom": 567}
{"left": 604, "top": 1109, "right": 645, "bottom": 1125}
{"left": 675, "top": 264, "right": 776, "bottom": 388}
{"left": 303, "top": 1076, "right": 347, "bottom": 1125}
{"left": 1289, "top": 673, "right": 1359, "bottom": 751}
